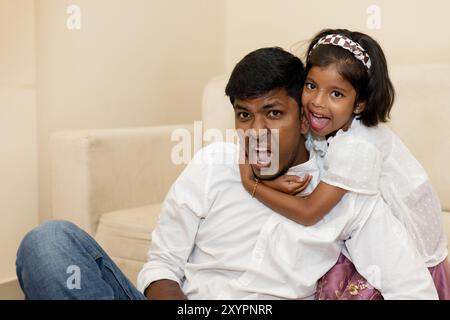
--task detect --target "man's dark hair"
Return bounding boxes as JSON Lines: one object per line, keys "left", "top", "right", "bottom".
{"left": 225, "top": 47, "right": 305, "bottom": 108}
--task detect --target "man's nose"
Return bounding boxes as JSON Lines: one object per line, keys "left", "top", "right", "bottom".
{"left": 249, "top": 115, "right": 268, "bottom": 139}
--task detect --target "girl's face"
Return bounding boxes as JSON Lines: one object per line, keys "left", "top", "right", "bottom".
{"left": 301, "top": 64, "right": 364, "bottom": 137}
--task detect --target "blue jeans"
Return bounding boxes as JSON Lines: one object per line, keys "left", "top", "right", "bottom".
{"left": 16, "top": 220, "right": 146, "bottom": 300}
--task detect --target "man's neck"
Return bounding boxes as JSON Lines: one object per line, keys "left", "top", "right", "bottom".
{"left": 291, "top": 139, "right": 310, "bottom": 167}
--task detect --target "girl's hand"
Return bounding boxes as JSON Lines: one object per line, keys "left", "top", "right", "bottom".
{"left": 239, "top": 163, "right": 256, "bottom": 193}
{"left": 238, "top": 141, "right": 256, "bottom": 192}
{"left": 262, "top": 174, "right": 312, "bottom": 195}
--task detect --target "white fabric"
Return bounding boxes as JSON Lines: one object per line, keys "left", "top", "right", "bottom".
{"left": 309, "top": 118, "right": 448, "bottom": 267}
{"left": 137, "top": 142, "right": 437, "bottom": 299}
{"left": 389, "top": 64, "right": 450, "bottom": 211}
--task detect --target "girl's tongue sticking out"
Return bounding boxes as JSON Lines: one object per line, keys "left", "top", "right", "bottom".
{"left": 309, "top": 112, "right": 330, "bottom": 132}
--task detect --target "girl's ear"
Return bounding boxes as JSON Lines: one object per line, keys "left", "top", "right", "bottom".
{"left": 354, "top": 101, "right": 366, "bottom": 115}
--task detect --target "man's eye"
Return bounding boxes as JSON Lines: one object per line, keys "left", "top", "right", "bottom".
{"left": 305, "top": 82, "right": 315, "bottom": 90}
{"left": 237, "top": 112, "right": 250, "bottom": 119}
{"left": 269, "top": 110, "right": 282, "bottom": 117}
{"left": 331, "top": 91, "right": 343, "bottom": 98}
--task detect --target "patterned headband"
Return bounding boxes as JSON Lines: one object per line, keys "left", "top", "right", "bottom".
{"left": 309, "top": 34, "right": 372, "bottom": 70}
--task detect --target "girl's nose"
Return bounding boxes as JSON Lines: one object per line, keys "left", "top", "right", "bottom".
{"left": 311, "top": 90, "right": 326, "bottom": 107}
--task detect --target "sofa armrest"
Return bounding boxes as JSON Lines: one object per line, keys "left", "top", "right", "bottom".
{"left": 50, "top": 124, "right": 193, "bottom": 235}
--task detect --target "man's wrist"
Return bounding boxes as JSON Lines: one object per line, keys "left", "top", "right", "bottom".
{"left": 250, "top": 177, "right": 260, "bottom": 197}
{"left": 145, "top": 279, "right": 187, "bottom": 300}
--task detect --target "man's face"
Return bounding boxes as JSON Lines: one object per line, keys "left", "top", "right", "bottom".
{"left": 233, "top": 88, "right": 305, "bottom": 180}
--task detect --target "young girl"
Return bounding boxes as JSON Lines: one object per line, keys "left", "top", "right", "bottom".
{"left": 240, "top": 28, "right": 450, "bottom": 299}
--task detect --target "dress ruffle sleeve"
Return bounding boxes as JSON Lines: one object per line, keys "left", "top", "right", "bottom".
{"left": 322, "top": 134, "right": 381, "bottom": 195}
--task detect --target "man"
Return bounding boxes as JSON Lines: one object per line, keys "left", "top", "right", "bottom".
{"left": 16, "top": 47, "right": 437, "bottom": 300}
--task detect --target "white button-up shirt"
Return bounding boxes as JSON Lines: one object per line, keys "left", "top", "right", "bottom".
{"left": 137, "top": 142, "right": 437, "bottom": 299}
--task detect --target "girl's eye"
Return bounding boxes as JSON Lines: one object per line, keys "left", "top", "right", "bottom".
{"left": 305, "top": 82, "right": 316, "bottom": 90}
{"left": 269, "top": 110, "right": 282, "bottom": 117}
{"left": 331, "top": 91, "right": 343, "bottom": 98}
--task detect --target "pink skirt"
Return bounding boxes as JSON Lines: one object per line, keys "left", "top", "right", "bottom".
{"left": 316, "top": 253, "right": 450, "bottom": 300}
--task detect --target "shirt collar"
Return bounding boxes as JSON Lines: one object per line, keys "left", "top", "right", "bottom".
{"left": 286, "top": 152, "right": 319, "bottom": 176}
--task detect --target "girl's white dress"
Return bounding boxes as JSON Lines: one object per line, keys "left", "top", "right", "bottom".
{"left": 307, "top": 118, "right": 448, "bottom": 267}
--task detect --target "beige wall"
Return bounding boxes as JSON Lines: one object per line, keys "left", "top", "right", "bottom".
{"left": 0, "top": 0, "right": 38, "bottom": 283}
{"left": 224, "top": 0, "right": 450, "bottom": 72}
{"left": 36, "top": 0, "right": 225, "bottom": 222}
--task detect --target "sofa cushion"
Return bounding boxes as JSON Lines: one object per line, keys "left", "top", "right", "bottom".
{"left": 94, "top": 203, "right": 161, "bottom": 263}
{"left": 108, "top": 256, "right": 145, "bottom": 287}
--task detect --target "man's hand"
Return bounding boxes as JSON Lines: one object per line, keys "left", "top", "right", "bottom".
{"left": 144, "top": 279, "right": 187, "bottom": 300}
{"left": 262, "top": 174, "right": 312, "bottom": 195}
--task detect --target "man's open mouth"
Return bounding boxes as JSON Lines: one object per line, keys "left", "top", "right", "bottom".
{"left": 256, "top": 148, "right": 272, "bottom": 168}
{"left": 248, "top": 147, "right": 272, "bottom": 169}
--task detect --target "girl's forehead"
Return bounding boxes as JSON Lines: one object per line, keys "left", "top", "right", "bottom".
{"left": 308, "top": 62, "right": 339, "bottom": 73}
{"left": 307, "top": 65, "right": 350, "bottom": 83}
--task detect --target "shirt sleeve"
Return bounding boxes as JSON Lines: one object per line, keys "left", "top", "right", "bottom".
{"left": 344, "top": 194, "right": 438, "bottom": 299}
{"left": 322, "top": 135, "right": 381, "bottom": 195}
{"left": 136, "top": 149, "right": 211, "bottom": 294}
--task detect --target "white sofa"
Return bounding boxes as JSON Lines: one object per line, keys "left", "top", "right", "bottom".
{"left": 51, "top": 65, "right": 450, "bottom": 286}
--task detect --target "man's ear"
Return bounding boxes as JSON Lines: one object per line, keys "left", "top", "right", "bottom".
{"left": 354, "top": 101, "right": 366, "bottom": 115}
